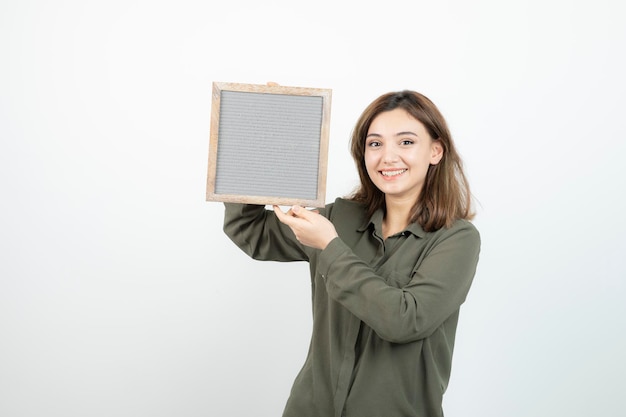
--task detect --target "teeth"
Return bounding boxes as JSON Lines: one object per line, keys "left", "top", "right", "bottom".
{"left": 381, "top": 169, "right": 406, "bottom": 177}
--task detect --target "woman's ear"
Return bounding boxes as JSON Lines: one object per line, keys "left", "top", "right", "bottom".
{"left": 430, "top": 140, "right": 444, "bottom": 165}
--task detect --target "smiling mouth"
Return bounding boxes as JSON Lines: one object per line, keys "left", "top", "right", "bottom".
{"left": 380, "top": 169, "right": 407, "bottom": 177}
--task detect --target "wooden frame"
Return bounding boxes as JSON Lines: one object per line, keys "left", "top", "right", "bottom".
{"left": 206, "top": 82, "right": 332, "bottom": 207}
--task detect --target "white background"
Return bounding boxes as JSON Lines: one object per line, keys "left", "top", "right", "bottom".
{"left": 1, "top": 1, "right": 625, "bottom": 416}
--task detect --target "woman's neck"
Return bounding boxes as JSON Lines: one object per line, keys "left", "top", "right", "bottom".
{"left": 382, "top": 198, "right": 414, "bottom": 239}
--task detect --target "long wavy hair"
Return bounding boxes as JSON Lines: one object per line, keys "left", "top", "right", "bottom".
{"left": 348, "top": 90, "right": 474, "bottom": 232}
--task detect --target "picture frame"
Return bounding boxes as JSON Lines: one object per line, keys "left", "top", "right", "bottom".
{"left": 206, "top": 82, "right": 332, "bottom": 207}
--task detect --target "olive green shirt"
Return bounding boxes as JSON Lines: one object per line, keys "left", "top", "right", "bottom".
{"left": 223, "top": 198, "right": 480, "bottom": 417}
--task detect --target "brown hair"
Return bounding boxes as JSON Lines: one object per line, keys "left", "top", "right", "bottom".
{"left": 348, "top": 90, "right": 474, "bottom": 232}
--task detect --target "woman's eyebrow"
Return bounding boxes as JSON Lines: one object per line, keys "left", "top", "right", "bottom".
{"left": 366, "top": 131, "right": 419, "bottom": 138}
{"left": 395, "top": 131, "right": 419, "bottom": 137}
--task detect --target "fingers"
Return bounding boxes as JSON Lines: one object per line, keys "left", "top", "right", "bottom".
{"left": 273, "top": 205, "right": 336, "bottom": 250}
{"left": 291, "top": 205, "right": 319, "bottom": 221}
{"left": 272, "top": 205, "right": 296, "bottom": 227}
{"left": 272, "top": 205, "right": 316, "bottom": 224}
{"left": 272, "top": 205, "right": 288, "bottom": 222}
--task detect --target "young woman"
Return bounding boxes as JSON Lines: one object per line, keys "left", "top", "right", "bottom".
{"left": 222, "top": 90, "right": 480, "bottom": 417}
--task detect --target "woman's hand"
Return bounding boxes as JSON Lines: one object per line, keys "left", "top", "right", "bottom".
{"left": 273, "top": 205, "right": 338, "bottom": 250}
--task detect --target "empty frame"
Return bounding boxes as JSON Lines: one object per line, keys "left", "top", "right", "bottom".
{"left": 206, "top": 82, "right": 332, "bottom": 207}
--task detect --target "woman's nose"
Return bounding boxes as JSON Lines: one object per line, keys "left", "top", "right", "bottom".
{"left": 382, "top": 146, "right": 399, "bottom": 163}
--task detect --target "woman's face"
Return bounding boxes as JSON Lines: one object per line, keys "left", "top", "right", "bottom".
{"left": 364, "top": 108, "right": 443, "bottom": 203}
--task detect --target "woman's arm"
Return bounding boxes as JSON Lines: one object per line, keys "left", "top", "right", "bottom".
{"left": 223, "top": 203, "right": 310, "bottom": 262}
{"left": 319, "top": 222, "right": 480, "bottom": 344}
{"left": 271, "top": 202, "right": 480, "bottom": 343}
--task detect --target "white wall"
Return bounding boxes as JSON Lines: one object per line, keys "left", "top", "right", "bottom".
{"left": 1, "top": 1, "right": 624, "bottom": 416}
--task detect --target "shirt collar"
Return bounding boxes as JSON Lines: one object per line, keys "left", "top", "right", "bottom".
{"left": 357, "top": 208, "right": 426, "bottom": 238}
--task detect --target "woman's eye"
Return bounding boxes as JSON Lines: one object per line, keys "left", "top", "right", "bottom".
{"left": 367, "top": 141, "right": 381, "bottom": 147}
{"left": 401, "top": 139, "right": 414, "bottom": 145}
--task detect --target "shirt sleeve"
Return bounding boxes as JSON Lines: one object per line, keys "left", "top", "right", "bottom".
{"left": 223, "top": 203, "right": 309, "bottom": 262}
{"left": 318, "top": 222, "right": 481, "bottom": 343}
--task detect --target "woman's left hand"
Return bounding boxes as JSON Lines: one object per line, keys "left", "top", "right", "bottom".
{"left": 273, "top": 205, "right": 338, "bottom": 250}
